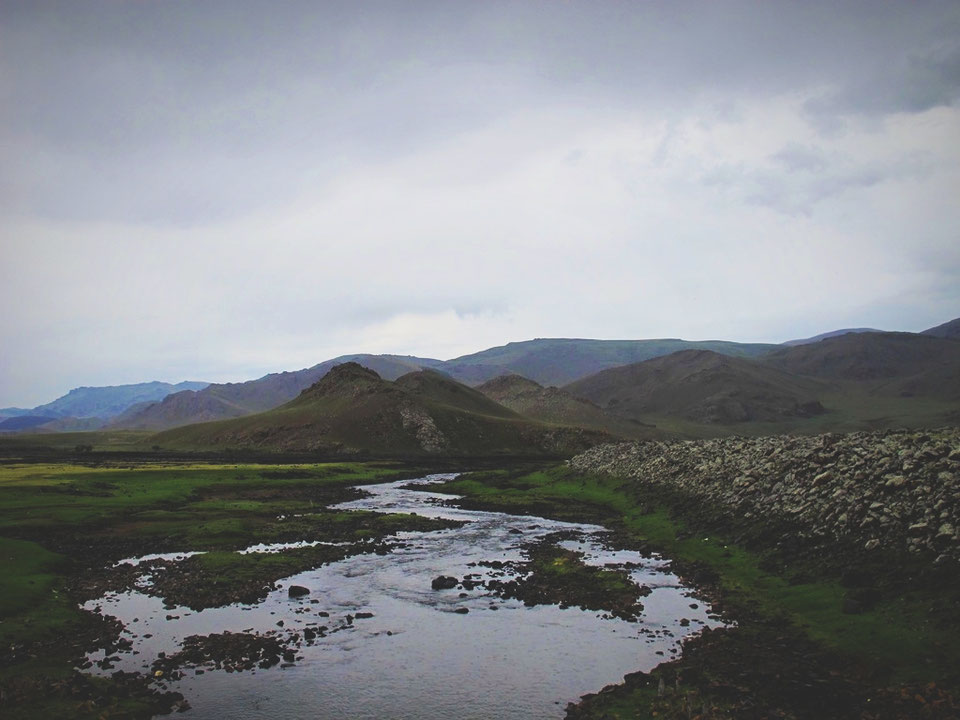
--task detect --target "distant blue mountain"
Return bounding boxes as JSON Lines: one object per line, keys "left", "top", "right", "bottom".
{"left": 0, "top": 381, "right": 210, "bottom": 421}
{"left": 0, "top": 415, "right": 58, "bottom": 432}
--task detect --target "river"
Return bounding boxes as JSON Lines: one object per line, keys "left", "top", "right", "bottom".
{"left": 83, "top": 473, "right": 721, "bottom": 719}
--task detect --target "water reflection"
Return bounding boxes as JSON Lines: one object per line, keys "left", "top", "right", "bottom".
{"left": 84, "top": 473, "right": 721, "bottom": 719}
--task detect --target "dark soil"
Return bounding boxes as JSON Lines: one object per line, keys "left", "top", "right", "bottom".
{"left": 0, "top": 608, "right": 187, "bottom": 718}
{"left": 486, "top": 540, "right": 648, "bottom": 621}
{"left": 569, "top": 621, "right": 960, "bottom": 720}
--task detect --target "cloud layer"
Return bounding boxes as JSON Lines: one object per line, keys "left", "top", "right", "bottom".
{"left": 2, "top": 1, "right": 959, "bottom": 406}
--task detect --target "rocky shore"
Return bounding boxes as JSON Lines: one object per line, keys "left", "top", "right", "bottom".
{"left": 570, "top": 427, "right": 960, "bottom": 564}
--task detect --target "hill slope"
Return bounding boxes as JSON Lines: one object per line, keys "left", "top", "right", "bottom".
{"left": 0, "top": 415, "right": 58, "bottom": 432}
{"left": 782, "top": 328, "right": 881, "bottom": 346}
{"left": 113, "top": 354, "right": 443, "bottom": 431}
{"left": 152, "top": 364, "right": 611, "bottom": 456}
{"left": 441, "top": 338, "right": 778, "bottom": 387}
{"left": 0, "top": 381, "right": 209, "bottom": 421}
{"left": 566, "top": 350, "right": 827, "bottom": 425}
{"left": 109, "top": 340, "right": 778, "bottom": 431}
{"left": 762, "top": 332, "right": 960, "bottom": 400}
{"left": 921, "top": 317, "right": 960, "bottom": 340}
{"left": 476, "top": 374, "right": 662, "bottom": 439}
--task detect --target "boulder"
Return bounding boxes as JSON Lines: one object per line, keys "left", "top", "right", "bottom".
{"left": 431, "top": 575, "right": 458, "bottom": 590}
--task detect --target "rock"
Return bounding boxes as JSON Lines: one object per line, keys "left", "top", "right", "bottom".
{"left": 431, "top": 575, "right": 458, "bottom": 590}
{"left": 288, "top": 585, "right": 310, "bottom": 598}
{"left": 812, "top": 470, "right": 833, "bottom": 486}
{"left": 453, "top": 607, "right": 469, "bottom": 614}
{"left": 568, "top": 428, "right": 960, "bottom": 567}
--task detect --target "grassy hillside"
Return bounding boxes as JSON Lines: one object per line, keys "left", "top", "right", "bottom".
{"left": 566, "top": 349, "right": 827, "bottom": 425}
{"left": 555, "top": 332, "right": 960, "bottom": 438}
{"left": 113, "top": 354, "right": 443, "bottom": 431}
{"left": 763, "top": 333, "right": 960, "bottom": 388}
{"left": 152, "top": 364, "right": 611, "bottom": 456}
{"left": 477, "top": 374, "right": 664, "bottom": 439}
{"left": 440, "top": 338, "right": 778, "bottom": 386}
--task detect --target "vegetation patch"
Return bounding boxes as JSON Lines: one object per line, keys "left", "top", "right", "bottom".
{"left": 151, "top": 631, "right": 297, "bottom": 676}
{"left": 487, "top": 541, "right": 648, "bottom": 620}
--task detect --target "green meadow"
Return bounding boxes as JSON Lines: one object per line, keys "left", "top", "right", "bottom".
{"left": 0, "top": 459, "right": 443, "bottom": 718}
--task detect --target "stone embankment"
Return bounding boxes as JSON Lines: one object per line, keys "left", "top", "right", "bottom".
{"left": 570, "top": 428, "right": 960, "bottom": 563}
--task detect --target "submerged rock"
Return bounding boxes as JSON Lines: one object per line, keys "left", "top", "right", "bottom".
{"left": 431, "top": 575, "right": 458, "bottom": 590}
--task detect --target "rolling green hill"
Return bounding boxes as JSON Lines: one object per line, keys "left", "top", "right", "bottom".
{"left": 563, "top": 332, "right": 960, "bottom": 437}
{"left": 151, "top": 364, "right": 612, "bottom": 456}
{"left": 566, "top": 350, "right": 827, "bottom": 425}
{"left": 440, "top": 338, "right": 778, "bottom": 387}
{"left": 476, "top": 374, "right": 664, "bottom": 439}
{"left": 113, "top": 354, "right": 443, "bottom": 431}
{"left": 763, "top": 331, "right": 960, "bottom": 399}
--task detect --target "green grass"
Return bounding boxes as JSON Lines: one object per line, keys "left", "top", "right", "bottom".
{"left": 0, "top": 462, "right": 387, "bottom": 640}
{"left": 0, "top": 459, "right": 443, "bottom": 717}
{"left": 0, "top": 430, "right": 154, "bottom": 451}
{"left": 0, "top": 462, "right": 393, "bottom": 532}
{"left": 0, "top": 537, "right": 71, "bottom": 636}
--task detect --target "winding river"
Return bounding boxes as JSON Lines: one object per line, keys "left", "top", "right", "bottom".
{"left": 84, "top": 473, "right": 721, "bottom": 719}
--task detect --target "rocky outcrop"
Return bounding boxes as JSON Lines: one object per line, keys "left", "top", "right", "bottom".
{"left": 400, "top": 405, "right": 449, "bottom": 453}
{"left": 570, "top": 428, "right": 960, "bottom": 563}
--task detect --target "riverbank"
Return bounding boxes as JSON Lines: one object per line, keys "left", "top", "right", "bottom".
{"left": 434, "top": 428, "right": 960, "bottom": 718}
{"left": 0, "top": 460, "right": 456, "bottom": 719}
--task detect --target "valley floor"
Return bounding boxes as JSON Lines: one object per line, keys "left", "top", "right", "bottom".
{"left": 0, "top": 458, "right": 456, "bottom": 718}
{"left": 2, "top": 430, "right": 958, "bottom": 719}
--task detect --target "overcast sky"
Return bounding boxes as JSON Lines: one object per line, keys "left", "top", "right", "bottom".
{"left": 2, "top": 0, "right": 959, "bottom": 407}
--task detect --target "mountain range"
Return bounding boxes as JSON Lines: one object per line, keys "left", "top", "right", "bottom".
{"left": 152, "top": 363, "right": 610, "bottom": 457}
{"left": 106, "top": 339, "right": 778, "bottom": 432}
{"left": 2, "top": 317, "right": 957, "bottom": 452}
{"left": 0, "top": 381, "right": 209, "bottom": 431}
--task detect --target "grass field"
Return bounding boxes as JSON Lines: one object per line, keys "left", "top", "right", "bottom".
{"left": 0, "top": 459, "right": 447, "bottom": 719}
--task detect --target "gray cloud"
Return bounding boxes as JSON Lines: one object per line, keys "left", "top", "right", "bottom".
{"left": 804, "top": 43, "right": 960, "bottom": 126}
{"left": 700, "top": 143, "right": 936, "bottom": 216}
{"left": 4, "top": 1, "right": 958, "bottom": 225}
{"left": 1, "top": 1, "right": 959, "bottom": 406}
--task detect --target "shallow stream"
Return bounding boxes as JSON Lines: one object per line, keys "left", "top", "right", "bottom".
{"left": 84, "top": 473, "right": 721, "bottom": 719}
